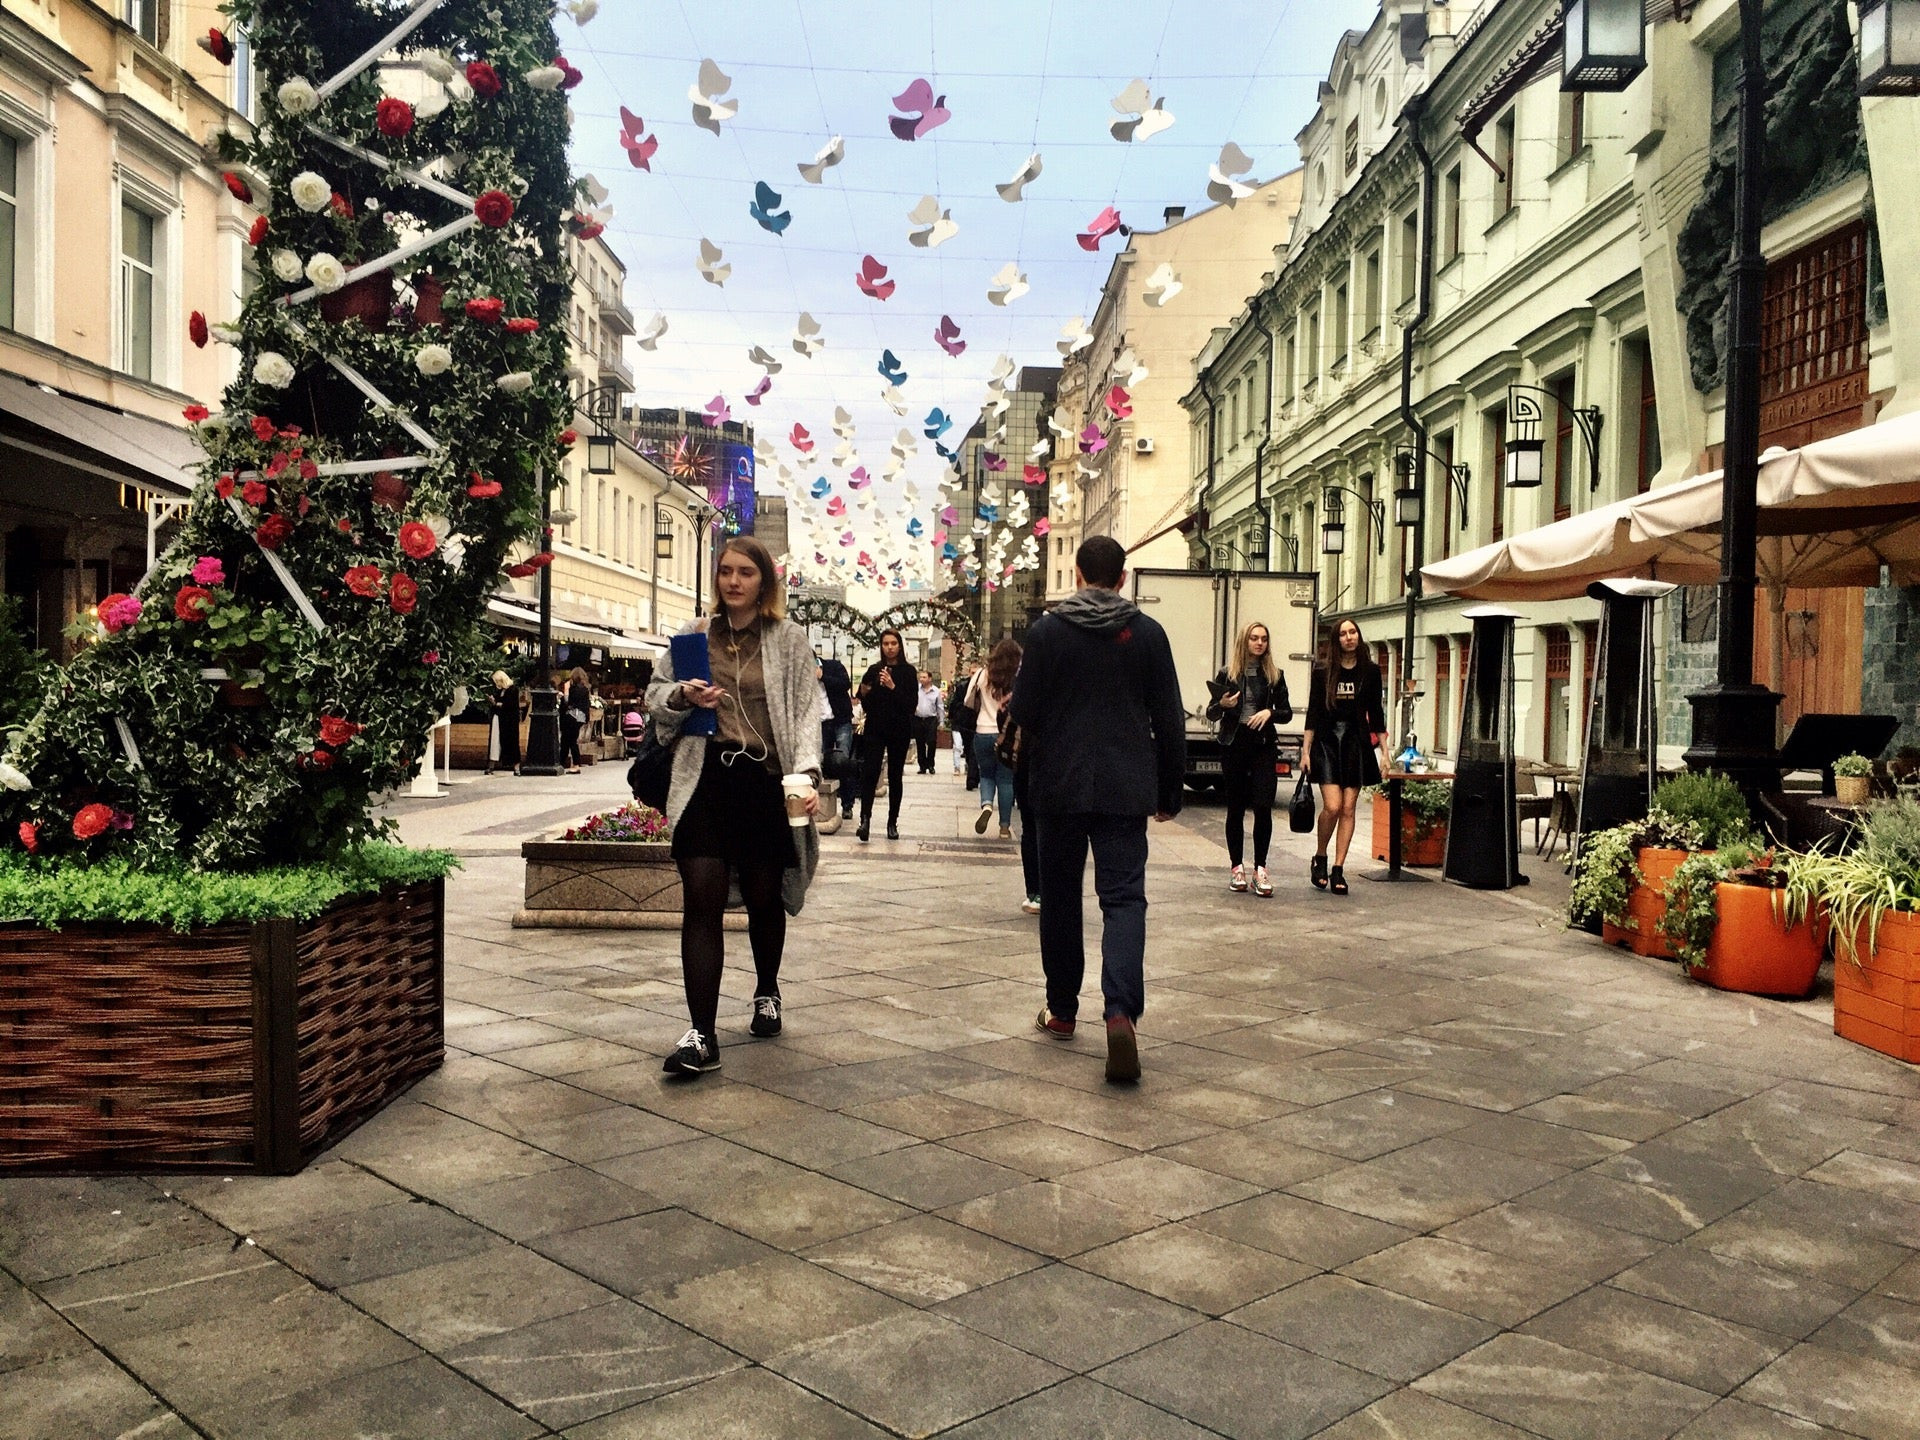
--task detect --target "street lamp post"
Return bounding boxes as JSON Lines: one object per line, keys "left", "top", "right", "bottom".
{"left": 689, "top": 497, "right": 721, "bottom": 615}
{"left": 520, "top": 463, "right": 565, "bottom": 776}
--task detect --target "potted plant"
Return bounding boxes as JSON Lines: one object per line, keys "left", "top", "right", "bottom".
{"left": 1655, "top": 842, "right": 1828, "bottom": 997}
{"left": 517, "top": 802, "right": 727, "bottom": 931}
{"left": 1781, "top": 797, "right": 1920, "bottom": 1061}
{"left": 1834, "top": 753, "right": 1873, "bottom": 807}
{"left": 1368, "top": 777, "right": 1452, "bottom": 867}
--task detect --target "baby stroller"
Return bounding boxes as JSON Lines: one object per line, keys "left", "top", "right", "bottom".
{"left": 620, "top": 708, "right": 645, "bottom": 757}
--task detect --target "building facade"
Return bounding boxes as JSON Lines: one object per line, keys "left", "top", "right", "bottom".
{"left": 946, "top": 366, "right": 1058, "bottom": 644}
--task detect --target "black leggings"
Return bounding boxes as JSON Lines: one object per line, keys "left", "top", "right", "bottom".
{"left": 1222, "top": 740, "right": 1278, "bottom": 868}
{"left": 676, "top": 856, "right": 786, "bottom": 1040}
{"left": 858, "top": 733, "right": 909, "bottom": 827}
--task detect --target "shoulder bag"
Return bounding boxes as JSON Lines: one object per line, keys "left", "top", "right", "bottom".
{"left": 1288, "top": 770, "right": 1316, "bottom": 834}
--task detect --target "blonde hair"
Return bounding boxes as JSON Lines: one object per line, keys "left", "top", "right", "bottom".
{"left": 711, "top": 535, "right": 786, "bottom": 621}
{"left": 1232, "top": 621, "right": 1279, "bottom": 687}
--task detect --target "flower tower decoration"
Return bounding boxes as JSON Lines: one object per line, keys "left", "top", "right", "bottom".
{"left": 0, "top": 0, "right": 577, "bottom": 869}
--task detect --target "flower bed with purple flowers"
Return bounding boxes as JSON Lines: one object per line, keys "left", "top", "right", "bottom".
{"left": 561, "top": 803, "right": 669, "bottom": 844}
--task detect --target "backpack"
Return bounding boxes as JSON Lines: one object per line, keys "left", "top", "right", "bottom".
{"left": 947, "top": 675, "right": 977, "bottom": 734}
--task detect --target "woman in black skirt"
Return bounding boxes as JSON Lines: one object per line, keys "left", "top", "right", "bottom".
{"left": 1301, "top": 618, "right": 1389, "bottom": 896}
{"left": 1205, "top": 620, "right": 1292, "bottom": 897}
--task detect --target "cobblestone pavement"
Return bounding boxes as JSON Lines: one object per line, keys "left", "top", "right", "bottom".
{"left": 6, "top": 763, "right": 1920, "bottom": 1439}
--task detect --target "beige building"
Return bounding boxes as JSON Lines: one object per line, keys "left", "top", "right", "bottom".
{"left": 1052, "top": 170, "right": 1304, "bottom": 591}
{"left": 0, "top": 0, "right": 254, "bottom": 655}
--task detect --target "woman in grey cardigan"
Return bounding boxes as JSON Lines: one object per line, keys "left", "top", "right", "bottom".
{"left": 646, "top": 536, "right": 822, "bottom": 1077}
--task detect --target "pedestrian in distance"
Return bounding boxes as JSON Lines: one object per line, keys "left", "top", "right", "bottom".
{"left": 1011, "top": 535, "right": 1184, "bottom": 1084}
{"left": 1206, "top": 621, "right": 1292, "bottom": 897}
{"left": 1302, "top": 617, "right": 1391, "bottom": 896}
{"left": 818, "top": 651, "right": 855, "bottom": 820}
{"left": 966, "top": 638, "right": 1021, "bottom": 839}
{"left": 855, "top": 629, "right": 916, "bottom": 842}
{"left": 645, "top": 535, "right": 821, "bottom": 1077}
{"left": 913, "top": 670, "right": 944, "bottom": 774}
{"left": 485, "top": 669, "right": 522, "bottom": 775}
{"left": 559, "top": 665, "right": 591, "bottom": 773}
{"left": 947, "top": 661, "right": 980, "bottom": 784}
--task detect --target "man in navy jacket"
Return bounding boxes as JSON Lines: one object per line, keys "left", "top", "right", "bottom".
{"left": 1010, "top": 535, "right": 1184, "bottom": 1083}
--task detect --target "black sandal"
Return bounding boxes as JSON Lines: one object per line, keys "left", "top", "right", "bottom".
{"left": 1329, "top": 865, "right": 1349, "bottom": 896}
{"left": 1311, "top": 855, "right": 1328, "bottom": 890}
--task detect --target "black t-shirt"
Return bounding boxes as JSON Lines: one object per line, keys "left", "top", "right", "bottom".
{"left": 1306, "top": 662, "right": 1385, "bottom": 733}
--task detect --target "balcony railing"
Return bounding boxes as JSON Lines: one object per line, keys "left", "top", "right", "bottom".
{"left": 598, "top": 294, "right": 635, "bottom": 337}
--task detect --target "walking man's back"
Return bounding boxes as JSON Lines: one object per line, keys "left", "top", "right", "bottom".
{"left": 1010, "top": 535, "right": 1184, "bottom": 1083}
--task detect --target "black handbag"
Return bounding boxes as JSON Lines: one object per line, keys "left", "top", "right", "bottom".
{"left": 626, "top": 729, "right": 674, "bottom": 811}
{"left": 1288, "top": 771, "right": 1316, "bottom": 834}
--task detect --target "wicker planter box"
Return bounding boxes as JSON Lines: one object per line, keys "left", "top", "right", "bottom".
{"left": 0, "top": 880, "right": 444, "bottom": 1174}
{"left": 515, "top": 837, "right": 743, "bottom": 930}
{"left": 1369, "top": 802, "right": 1447, "bottom": 867}
{"left": 1834, "top": 910, "right": 1920, "bottom": 1064}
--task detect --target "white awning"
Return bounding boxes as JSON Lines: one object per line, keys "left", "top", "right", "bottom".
{"left": 0, "top": 370, "right": 202, "bottom": 496}
{"left": 486, "top": 595, "right": 662, "bottom": 659}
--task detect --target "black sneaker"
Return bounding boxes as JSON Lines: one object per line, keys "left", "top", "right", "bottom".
{"left": 749, "top": 994, "right": 782, "bottom": 1038}
{"left": 662, "top": 1028, "right": 720, "bottom": 1076}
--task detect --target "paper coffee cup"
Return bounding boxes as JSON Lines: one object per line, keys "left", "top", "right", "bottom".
{"left": 782, "top": 772, "right": 815, "bottom": 827}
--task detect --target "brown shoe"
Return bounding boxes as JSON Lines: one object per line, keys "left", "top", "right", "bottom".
{"left": 1105, "top": 1015, "right": 1140, "bottom": 1084}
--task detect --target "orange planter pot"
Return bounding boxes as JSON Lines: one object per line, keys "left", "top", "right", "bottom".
{"left": 1690, "top": 884, "right": 1827, "bottom": 998}
{"left": 1369, "top": 801, "right": 1447, "bottom": 867}
{"left": 1833, "top": 910, "right": 1920, "bottom": 1064}
{"left": 1622, "top": 847, "right": 1694, "bottom": 959}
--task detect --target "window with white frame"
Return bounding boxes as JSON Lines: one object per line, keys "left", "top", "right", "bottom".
{"left": 126, "top": 0, "right": 161, "bottom": 46}
{"left": 1243, "top": 365, "right": 1258, "bottom": 435}
{"left": 233, "top": 29, "right": 256, "bottom": 120}
{"left": 0, "top": 133, "right": 16, "bottom": 332}
{"left": 120, "top": 204, "right": 157, "bottom": 381}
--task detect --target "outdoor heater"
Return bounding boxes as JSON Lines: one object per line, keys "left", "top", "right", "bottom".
{"left": 1443, "top": 606, "right": 1524, "bottom": 890}
{"left": 1576, "top": 580, "right": 1674, "bottom": 873}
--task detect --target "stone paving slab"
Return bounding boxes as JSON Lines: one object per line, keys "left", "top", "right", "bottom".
{"left": 3, "top": 766, "right": 1918, "bottom": 1438}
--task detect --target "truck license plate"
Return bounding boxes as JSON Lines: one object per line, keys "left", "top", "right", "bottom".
{"left": 1191, "top": 759, "right": 1222, "bottom": 775}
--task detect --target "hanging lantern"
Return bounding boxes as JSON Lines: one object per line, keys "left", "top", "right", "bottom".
{"left": 1561, "top": 0, "right": 1647, "bottom": 93}
{"left": 1859, "top": 0, "right": 1920, "bottom": 96}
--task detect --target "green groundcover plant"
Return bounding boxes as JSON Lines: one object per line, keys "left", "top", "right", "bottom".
{"left": 1364, "top": 779, "right": 1453, "bottom": 840}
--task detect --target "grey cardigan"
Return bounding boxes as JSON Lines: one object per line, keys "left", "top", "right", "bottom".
{"left": 645, "top": 615, "right": 822, "bottom": 915}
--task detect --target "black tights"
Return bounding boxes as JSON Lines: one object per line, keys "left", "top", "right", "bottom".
{"left": 858, "top": 735, "right": 909, "bottom": 827}
{"left": 1223, "top": 743, "right": 1277, "bottom": 868}
{"left": 1225, "top": 799, "right": 1273, "bottom": 868}
{"left": 676, "top": 856, "right": 786, "bottom": 1039}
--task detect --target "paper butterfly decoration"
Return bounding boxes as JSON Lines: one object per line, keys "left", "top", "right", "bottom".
{"left": 791, "top": 424, "right": 815, "bottom": 455}
{"left": 792, "top": 311, "right": 824, "bottom": 357}
{"left": 701, "top": 394, "right": 730, "bottom": 427}
{"left": 934, "top": 315, "right": 967, "bottom": 357}
{"left": 877, "top": 350, "right": 909, "bottom": 387}
{"left": 997, "top": 152, "right": 1043, "bottom": 202}
{"left": 809, "top": 477, "right": 831, "bottom": 499}
{"left": 891, "top": 429, "right": 918, "bottom": 457}
{"left": 924, "top": 409, "right": 952, "bottom": 439}
{"left": 935, "top": 441, "right": 957, "bottom": 462}
{"left": 1105, "top": 385, "right": 1133, "bottom": 419}
{"left": 855, "top": 255, "right": 895, "bottom": 300}
{"left": 848, "top": 468, "right": 872, "bottom": 490}
{"left": 833, "top": 440, "right": 856, "bottom": 467}
{"left": 749, "top": 180, "right": 792, "bottom": 235}
{"left": 907, "top": 195, "right": 959, "bottom": 248}
{"left": 889, "top": 79, "right": 950, "bottom": 141}
{"left": 747, "top": 345, "right": 783, "bottom": 375}
{"left": 1142, "top": 262, "right": 1182, "bottom": 307}
{"left": 1028, "top": 438, "right": 1049, "bottom": 461}
{"left": 987, "top": 262, "right": 1029, "bottom": 306}
{"left": 1022, "top": 464, "right": 1047, "bottom": 486}
{"left": 983, "top": 452, "right": 1006, "bottom": 473}
{"left": 825, "top": 496, "right": 847, "bottom": 517}
{"left": 1080, "top": 423, "right": 1109, "bottom": 455}
{"left": 906, "top": 517, "right": 924, "bottom": 538}
{"left": 689, "top": 58, "right": 737, "bottom": 135}
{"left": 1033, "top": 517, "right": 1052, "bottom": 537}
{"left": 839, "top": 530, "right": 856, "bottom": 547}
{"left": 745, "top": 376, "right": 771, "bottom": 406}
{"left": 636, "top": 314, "right": 668, "bottom": 350}
{"left": 941, "top": 542, "right": 959, "bottom": 560}
{"left": 798, "top": 135, "right": 844, "bottom": 184}
{"left": 1046, "top": 413, "right": 1076, "bottom": 440}
{"left": 977, "top": 502, "right": 1000, "bottom": 524}
{"left": 1113, "top": 347, "right": 1149, "bottom": 388}
{"left": 1207, "top": 142, "right": 1257, "bottom": 206}
{"left": 1057, "top": 317, "right": 1094, "bottom": 357}
{"left": 879, "top": 386, "right": 908, "bottom": 416}
{"left": 1077, "top": 207, "right": 1124, "bottom": 252}
{"left": 618, "top": 107, "right": 657, "bottom": 169}
{"left": 697, "top": 237, "right": 730, "bottom": 286}
{"left": 1109, "top": 78, "right": 1175, "bottom": 142}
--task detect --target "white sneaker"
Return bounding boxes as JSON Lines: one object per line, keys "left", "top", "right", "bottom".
{"left": 1254, "top": 866, "right": 1273, "bottom": 898}
{"left": 974, "top": 803, "right": 993, "bottom": 834}
{"left": 1021, "top": 896, "right": 1041, "bottom": 914}
{"left": 1229, "top": 864, "right": 1249, "bottom": 892}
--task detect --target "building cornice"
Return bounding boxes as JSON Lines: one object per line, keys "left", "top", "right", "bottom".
{"left": 0, "top": 9, "right": 90, "bottom": 87}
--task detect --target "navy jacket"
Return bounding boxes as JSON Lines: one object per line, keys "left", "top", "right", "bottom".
{"left": 1010, "top": 588, "right": 1185, "bottom": 817}
{"left": 818, "top": 657, "right": 853, "bottom": 723}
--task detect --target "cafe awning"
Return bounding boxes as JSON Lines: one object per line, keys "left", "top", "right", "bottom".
{"left": 486, "top": 594, "right": 664, "bottom": 660}
{"left": 0, "top": 371, "right": 202, "bottom": 496}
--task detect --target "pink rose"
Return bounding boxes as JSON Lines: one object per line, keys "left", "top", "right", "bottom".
{"left": 191, "top": 556, "right": 225, "bottom": 586}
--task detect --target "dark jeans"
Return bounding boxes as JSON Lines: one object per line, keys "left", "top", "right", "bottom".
{"left": 859, "top": 732, "right": 909, "bottom": 827}
{"left": 822, "top": 719, "right": 854, "bottom": 815}
{"left": 1037, "top": 812, "right": 1149, "bottom": 1023}
{"left": 912, "top": 715, "right": 938, "bottom": 772}
{"left": 955, "top": 728, "right": 979, "bottom": 788}
{"left": 559, "top": 715, "right": 583, "bottom": 768}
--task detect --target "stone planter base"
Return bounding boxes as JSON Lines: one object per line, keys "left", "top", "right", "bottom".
{"left": 516, "top": 836, "right": 745, "bottom": 931}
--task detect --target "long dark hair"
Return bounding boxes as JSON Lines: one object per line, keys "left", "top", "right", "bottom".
{"left": 877, "top": 629, "right": 905, "bottom": 664}
{"left": 1323, "top": 618, "right": 1375, "bottom": 709}
{"left": 985, "top": 637, "right": 1022, "bottom": 696}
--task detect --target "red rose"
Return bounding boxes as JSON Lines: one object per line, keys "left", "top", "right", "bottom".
{"left": 345, "top": 564, "right": 385, "bottom": 597}
{"left": 555, "top": 56, "right": 584, "bottom": 90}
{"left": 250, "top": 415, "right": 277, "bottom": 442}
{"left": 255, "top": 514, "right": 293, "bottom": 550}
{"left": 465, "top": 60, "right": 502, "bottom": 98}
{"left": 505, "top": 562, "right": 537, "bottom": 578}
{"left": 557, "top": 428, "right": 578, "bottom": 447}
{"left": 330, "top": 191, "right": 354, "bottom": 218}
{"left": 72, "top": 804, "right": 113, "bottom": 841}
{"left": 280, "top": 425, "right": 303, "bottom": 439}
{"left": 202, "top": 28, "right": 234, "bottom": 64}
{"left": 307, "top": 749, "right": 336, "bottom": 771}
{"left": 295, "top": 494, "right": 312, "bottom": 518}
{"left": 389, "top": 572, "right": 419, "bottom": 614}
{"left": 18, "top": 821, "right": 36, "bottom": 853}
{"left": 298, "top": 459, "right": 319, "bottom": 481}
{"left": 183, "top": 403, "right": 209, "bottom": 423}
{"left": 375, "top": 97, "right": 415, "bottom": 139}
{"left": 467, "top": 475, "right": 502, "bottom": 498}
{"left": 174, "top": 585, "right": 214, "bottom": 622}
{"left": 527, "top": 550, "right": 555, "bottom": 569}
{"left": 241, "top": 479, "right": 268, "bottom": 506}
{"left": 318, "top": 715, "right": 361, "bottom": 746}
{"left": 398, "top": 521, "right": 437, "bottom": 560}
{"left": 464, "top": 296, "right": 504, "bottom": 324}
{"left": 189, "top": 312, "right": 209, "bottom": 349}
{"left": 370, "top": 471, "right": 410, "bottom": 510}
{"left": 223, "top": 172, "right": 252, "bottom": 204}
{"left": 215, "top": 475, "right": 235, "bottom": 499}
{"left": 473, "top": 190, "right": 514, "bottom": 229}
{"left": 247, "top": 214, "right": 268, "bottom": 246}
{"left": 421, "top": 649, "right": 441, "bottom": 665}
{"left": 572, "top": 215, "right": 604, "bottom": 241}
{"left": 336, "top": 518, "right": 353, "bottom": 533}
{"left": 505, "top": 317, "right": 539, "bottom": 334}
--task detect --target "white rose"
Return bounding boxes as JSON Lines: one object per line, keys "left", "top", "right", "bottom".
{"left": 495, "top": 371, "right": 534, "bottom": 393}
{"left": 288, "top": 171, "right": 331, "bottom": 213}
{"left": 209, "top": 321, "right": 242, "bottom": 344}
{"left": 525, "top": 65, "right": 565, "bottom": 91}
{"left": 419, "top": 50, "right": 455, "bottom": 83}
{"left": 415, "top": 343, "right": 453, "bottom": 376}
{"left": 305, "top": 252, "right": 348, "bottom": 293}
{"left": 0, "top": 759, "right": 30, "bottom": 792}
{"left": 564, "top": 0, "right": 600, "bottom": 23}
{"left": 270, "top": 249, "right": 303, "bottom": 283}
{"left": 253, "top": 352, "right": 296, "bottom": 389}
{"left": 446, "top": 73, "right": 474, "bottom": 104}
{"left": 415, "top": 89, "right": 449, "bottom": 121}
{"left": 277, "top": 78, "right": 319, "bottom": 114}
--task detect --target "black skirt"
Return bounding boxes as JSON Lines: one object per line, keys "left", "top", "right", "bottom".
{"left": 1310, "top": 720, "right": 1381, "bottom": 790}
{"left": 671, "top": 745, "right": 798, "bottom": 868}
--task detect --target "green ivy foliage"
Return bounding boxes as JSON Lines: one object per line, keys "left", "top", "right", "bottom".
{"left": 0, "top": 844, "right": 457, "bottom": 931}
{"left": 0, "top": 0, "right": 573, "bottom": 869}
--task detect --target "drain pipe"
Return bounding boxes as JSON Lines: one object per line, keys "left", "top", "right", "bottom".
{"left": 1397, "top": 89, "right": 1436, "bottom": 755}
{"left": 1257, "top": 302, "right": 1278, "bottom": 570}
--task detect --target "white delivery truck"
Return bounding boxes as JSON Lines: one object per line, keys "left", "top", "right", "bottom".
{"left": 1129, "top": 568, "right": 1319, "bottom": 794}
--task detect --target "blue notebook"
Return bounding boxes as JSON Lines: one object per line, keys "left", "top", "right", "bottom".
{"left": 670, "top": 632, "right": 718, "bottom": 736}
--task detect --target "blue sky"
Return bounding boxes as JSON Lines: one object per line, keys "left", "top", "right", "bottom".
{"left": 559, "top": 0, "right": 1380, "bottom": 575}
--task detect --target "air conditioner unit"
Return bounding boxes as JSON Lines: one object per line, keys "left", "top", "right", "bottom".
{"left": 1133, "top": 437, "right": 1155, "bottom": 455}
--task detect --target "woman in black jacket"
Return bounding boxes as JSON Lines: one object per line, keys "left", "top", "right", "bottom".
{"left": 855, "top": 629, "right": 917, "bottom": 842}
{"left": 560, "top": 666, "right": 592, "bottom": 773}
{"left": 1205, "top": 621, "right": 1291, "bottom": 897}
{"left": 1301, "top": 618, "right": 1390, "bottom": 895}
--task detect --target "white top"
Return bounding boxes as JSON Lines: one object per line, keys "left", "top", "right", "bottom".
{"left": 966, "top": 670, "right": 1008, "bottom": 733}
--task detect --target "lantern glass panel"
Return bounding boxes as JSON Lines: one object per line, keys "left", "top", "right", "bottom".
{"left": 1395, "top": 486, "right": 1422, "bottom": 527}
{"left": 586, "top": 433, "right": 616, "bottom": 475}
{"left": 1321, "top": 521, "right": 1346, "bottom": 556}
{"left": 1505, "top": 437, "right": 1545, "bottom": 489}
{"left": 1586, "top": 0, "right": 1643, "bottom": 55}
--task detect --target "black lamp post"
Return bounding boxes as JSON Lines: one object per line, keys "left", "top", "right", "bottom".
{"left": 689, "top": 497, "right": 720, "bottom": 615}
{"left": 520, "top": 462, "right": 565, "bottom": 776}
{"left": 1501, "top": 384, "right": 1603, "bottom": 493}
